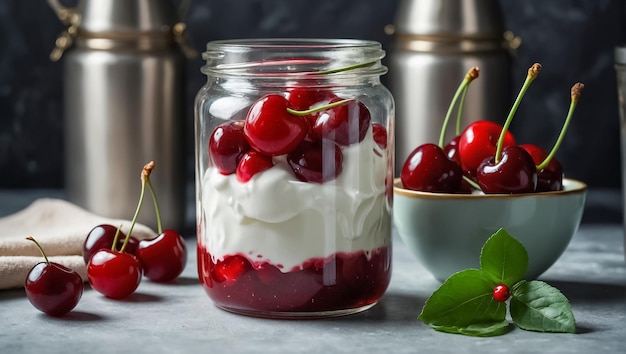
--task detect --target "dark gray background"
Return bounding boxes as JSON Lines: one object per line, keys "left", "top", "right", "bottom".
{"left": 1, "top": 0, "right": 625, "bottom": 196}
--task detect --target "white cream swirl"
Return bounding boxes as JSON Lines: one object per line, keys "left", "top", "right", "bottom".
{"left": 199, "top": 129, "right": 391, "bottom": 271}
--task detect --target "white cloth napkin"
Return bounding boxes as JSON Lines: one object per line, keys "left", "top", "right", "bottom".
{"left": 0, "top": 198, "right": 155, "bottom": 289}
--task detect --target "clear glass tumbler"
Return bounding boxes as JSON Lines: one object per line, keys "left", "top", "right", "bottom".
{"left": 194, "top": 39, "right": 394, "bottom": 318}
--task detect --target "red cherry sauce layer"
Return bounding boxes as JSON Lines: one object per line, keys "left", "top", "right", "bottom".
{"left": 197, "top": 245, "right": 391, "bottom": 313}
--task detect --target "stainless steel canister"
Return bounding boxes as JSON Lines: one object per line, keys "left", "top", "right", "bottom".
{"left": 48, "top": 0, "right": 195, "bottom": 230}
{"left": 388, "top": 0, "right": 519, "bottom": 174}
{"left": 615, "top": 45, "right": 626, "bottom": 261}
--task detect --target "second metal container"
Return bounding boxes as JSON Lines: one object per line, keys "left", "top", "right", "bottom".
{"left": 389, "top": 0, "right": 517, "bottom": 174}
{"left": 49, "top": 0, "right": 191, "bottom": 230}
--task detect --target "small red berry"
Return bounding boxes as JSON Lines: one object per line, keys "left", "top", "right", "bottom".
{"left": 493, "top": 284, "right": 510, "bottom": 302}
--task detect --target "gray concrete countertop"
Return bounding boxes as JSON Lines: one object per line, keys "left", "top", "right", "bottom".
{"left": 1, "top": 192, "right": 625, "bottom": 353}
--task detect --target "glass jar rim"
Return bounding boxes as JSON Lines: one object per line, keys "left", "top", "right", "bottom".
{"left": 200, "top": 38, "right": 387, "bottom": 79}
{"left": 204, "top": 38, "right": 383, "bottom": 49}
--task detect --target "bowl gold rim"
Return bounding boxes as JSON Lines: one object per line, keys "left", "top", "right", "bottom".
{"left": 393, "top": 177, "right": 587, "bottom": 199}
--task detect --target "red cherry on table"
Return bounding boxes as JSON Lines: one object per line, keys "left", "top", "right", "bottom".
{"left": 87, "top": 249, "right": 142, "bottom": 299}
{"left": 209, "top": 120, "right": 250, "bottom": 175}
{"left": 519, "top": 143, "right": 564, "bottom": 192}
{"left": 400, "top": 143, "right": 463, "bottom": 193}
{"left": 236, "top": 150, "right": 274, "bottom": 183}
{"left": 458, "top": 120, "right": 516, "bottom": 174}
{"left": 25, "top": 237, "right": 83, "bottom": 316}
{"left": 493, "top": 284, "right": 510, "bottom": 302}
{"left": 287, "top": 139, "right": 343, "bottom": 183}
{"left": 83, "top": 224, "right": 139, "bottom": 265}
{"left": 476, "top": 145, "right": 538, "bottom": 194}
{"left": 136, "top": 229, "right": 187, "bottom": 283}
{"left": 244, "top": 94, "right": 308, "bottom": 156}
{"left": 312, "top": 98, "right": 371, "bottom": 147}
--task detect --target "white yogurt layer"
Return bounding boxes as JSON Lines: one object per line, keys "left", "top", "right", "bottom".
{"left": 199, "top": 129, "right": 392, "bottom": 271}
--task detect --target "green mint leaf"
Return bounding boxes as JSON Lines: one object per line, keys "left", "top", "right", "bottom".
{"left": 418, "top": 269, "right": 507, "bottom": 336}
{"left": 430, "top": 321, "right": 511, "bottom": 337}
{"left": 510, "top": 280, "right": 576, "bottom": 333}
{"left": 480, "top": 228, "right": 528, "bottom": 285}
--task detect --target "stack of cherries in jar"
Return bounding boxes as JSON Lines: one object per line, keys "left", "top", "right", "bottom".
{"left": 209, "top": 88, "right": 387, "bottom": 184}
{"left": 401, "top": 63, "right": 584, "bottom": 194}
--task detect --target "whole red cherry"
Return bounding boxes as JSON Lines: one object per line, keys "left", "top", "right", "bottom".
{"left": 236, "top": 150, "right": 274, "bottom": 183}
{"left": 136, "top": 161, "right": 188, "bottom": 282}
{"left": 209, "top": 120, "right": 250, "bottom": 175}
{"left": 83, "top": 224, "right": 139, "bottom": 265}
{"left": 25, "top": 237, "right": 83, "bottom": 316}
{"left": 466, "top": 63, "right": 543, "bottom": 178}
{"left": 86, "top": 162, "right": 151, "bottom": 299}
{"left": 287, "top": 139, "right": 343, "bottom": 183}
{"left": 514, "top": 82, "right": 586, "bottom": 193}
{"left": 312, "top": 98, "right": 371, "bottom": 146}
{"left": 458, "top": 120, "right": 516, "bottom": 174}
{"left": 401, "top": 143, "right": 463, "bottom": 193}
{"left": 88, "top": 249, "right": 142, "bottom": 299}
{"left": 136, "top": 230, "right": 187, "bottom": 283}
{"left": 244, "top": 94, "right": 308, "bottom": 156}
{"left": 519, "top": 144, "right": 564, "bottom": 192}
{"left": 476, "top": 145, "right": 538, "bottom": 194}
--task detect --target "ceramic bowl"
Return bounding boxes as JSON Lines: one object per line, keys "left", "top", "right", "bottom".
{"left": 393, "top": 178, "right": 587, "bottom": 282}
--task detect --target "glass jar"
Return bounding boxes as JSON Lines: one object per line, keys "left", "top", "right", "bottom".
{"left": 194, "top": 39, "right": 394, "bottom": 318}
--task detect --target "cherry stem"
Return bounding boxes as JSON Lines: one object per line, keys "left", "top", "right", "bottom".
{"left": 111, "top": 224, "right": 123, "bottom": 251}
{"left": 143, "top": 164, "right": 163, "bottom": 234}
{"left": 438, "top": 67, "right": 479, "bottom": 148}
{"left": 456, "top": 86, "right": 470, "bottom": 135}
{"left": 119, "top": 162, "right": 151, "bottom": 253}
{"left": 495, "top": 63, "right": 542, "bottom": 163}
{"left": 536, "top": 82, "right": 584, "bottom": 170}
{"left": 286, "top": 98, "right": 353, "bottom": 116}
{"left": 462, "top": 175, "right": 481, "bottom": 191}
{"left": 313, "top": 60, "right": 377, "bottom": 75}
{"left": 25, "top": 236, "right": 49, "bottom": 264}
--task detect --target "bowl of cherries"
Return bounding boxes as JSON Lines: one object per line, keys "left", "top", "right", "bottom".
{"left": 393, "top": 64, "right": 587, "bottom": 282}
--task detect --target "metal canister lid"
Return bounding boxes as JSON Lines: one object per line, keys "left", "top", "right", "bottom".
{"left": 78, "top": 0, "right": 179, "bottom": 35}
{"left": 393, "top": 0, "right": 505, "bottom": 39}
{"left": 47, "top": 0, "right": 196, "bottom": 60}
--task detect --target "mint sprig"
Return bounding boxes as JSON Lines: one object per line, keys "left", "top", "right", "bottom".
{"left": 418, "top": 228, "right": 576, "bottom": 336}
